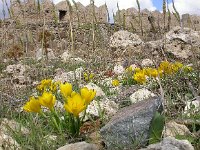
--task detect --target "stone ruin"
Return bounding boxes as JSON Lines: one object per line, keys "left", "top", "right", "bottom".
{"left": 114, "top": 8, "right": 200, "bottom": 31}
{"left": 10, "top": 0, "right": 108, "bottom": 23}
{"left": 8, "top": 0, "right": 200, "bottom": 32}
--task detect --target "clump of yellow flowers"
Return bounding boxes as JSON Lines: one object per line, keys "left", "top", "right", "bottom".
{"left": 120, "top": 61, "right": 192, "bottom": 85}
{"left": 23, "top": 79, "right": 96, "bottom": 136}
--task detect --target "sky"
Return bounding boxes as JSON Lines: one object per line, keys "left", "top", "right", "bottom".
{"left": 1, "top": 0, "right": 200, "bottom": 19}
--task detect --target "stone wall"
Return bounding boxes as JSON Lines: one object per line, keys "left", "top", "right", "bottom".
{"left": 8, "top": 0, "right": 200, "bottom": 32}
{"left": 114, "top": 8, "right": 200, "bottom": 31}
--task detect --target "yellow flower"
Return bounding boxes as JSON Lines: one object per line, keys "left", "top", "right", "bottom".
{"left": 183, "top": 66, "right": 193, "bottom": 72}
{"left": 84, "top": 72, "right": 89, "bottom": 81}
{"left": 60, "top": 82, "right": 72, "bottom": 98}
{"left": 39, "top": 92, "right": 56, "bottom": 110}
{"left": 134, "top": 68, "right": 142, "bottom": 73}
{"left": 112, "top": 79, "right": 120, "bottom": 87}
{"left": 23, "top": 97, "right": 41, "bottom": 113}
{"left": 36, "top": 79, "right": 52, "bottom": 92}
{"left": 64, "top": 93, "right": 86, "bottom": 117}
{"left": 89, "top": 73, "right": 94, "bottom": 80}
{"left": 80, "top": 87, "right": 96, "bottom": 105}
{"left": 126, "top": 66, "right": 133, "bottom": 73}
{"left": 159, "top": 61, "right": 173, "bottom": 75}
{"left": 50, "top": 81, "right": 60, "bottom": 92}
{"left": 133, "top": 72, "right": 146, "bottom": 84}
{"left": 84, "top": 72, "right": 94, "bottom": 81}
{"left": 150, "top": 69, "right": 159, "bottom": 78}
{"left": 41, "top": 79, "right": 52, "bottom": 87}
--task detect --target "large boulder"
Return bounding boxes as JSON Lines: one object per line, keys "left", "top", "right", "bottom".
{"left": 100, "top": 96, "right": 163, "bottom": 150}
{"left": 110, "top": 30, "right": 143, "bottom": 49}
{"left": 140, "top": 137, "right": 194, "bottom": 150}
{"left": 166, "top": 26, "right": 200, "bottom": 59}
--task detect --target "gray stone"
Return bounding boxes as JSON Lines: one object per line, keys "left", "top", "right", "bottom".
{"left": 140, "top": 137, "right": 194, "bottom": 150}
{"left": 57, "top": 141, "right": 99, "bottom": 150}
{"left": 100, "top": 96, "right": 163, "bottom": 150}
{"left": 36, "top": 48, "right": 56, "bottom": 61}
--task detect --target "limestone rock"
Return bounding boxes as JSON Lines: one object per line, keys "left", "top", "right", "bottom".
{"left": 141, "top": 59, "right": 154, "bottom": 67}
{"left": 86, "top": 98, "right": 118, "bottom": 118}
{"left": 57, "top": 141, "right": 99, "bottom": 150}
{"left": 54, "top": 67, "right": 83, "bottom": 83}
{"left": 184, "top": 97, "right": 200, "bottom": 115}
{"left": 113, "top": 65, "right": 124, "bottom": 75}
{"left": 3, "top": 64, "right": 31, "bottom": 84}
{"left": 164, "top": 121, "right": 192, "bottom": 137}
{"left": 130, "top": 88, "right": 156, "bottom": 104}
{"left": 61, "top": 51, "right": 72, "bottom": 62}
{"left": 70, "top": 57, "right": 85, "bottom": 64}
{"left": 110, "top": 30, "right": 143, "bottom": 48}
{"left": 140, "top": 137, "right": 194, "bottom": 150}
{"left": 0, "top": 131, "right": 21, "bottom": 150}
{"left": 100, "top": 96, "right": 163, "bottom": 149}
{"left": 165, "top": 27, "right": 200, "bottom": 59}
{"left": 0, "top": 118, "right": 29, "bottom": 135}
{"left": 4, "top": 64, "right": 29, "bottom": 75}
{"left": 85, "top": 83, "right": 105, "bottom": 97}
{"left": 36, "top": 48, "right": 56, "bottom": 61}
{"left": 166, "top": 26, "right": 200, "bottom": 44}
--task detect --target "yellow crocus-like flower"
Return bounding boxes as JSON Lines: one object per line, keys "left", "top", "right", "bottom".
{"left": 60, "top": 82, "right": 72, "bottom": 98}
{"left": 80, "top": 87, "right": 96, "bottom": 105}
{"left": 23, "top": 97, "right": 41, "bottom": 113}
{"left": 64, "top": 93, "right": 86, "bottom": 117}
{"left": 112, "top": 79, "right": 120, "bottom": 87}
{"left": 134, "top": 68, "right": 142, "bottom": 73}
{"left": 36, "top": 79, "right": 53, "bottom": 92}
{"left": 41, "top": 79, "right": 52, "bottom": 86}
{"left": 133, "top": 71, "right": 146, "bottom": 84}
{"left": 39, "top": 92, "right": 56, "bottom": 110}
{"left": 50, "top": 81, "right": 61, "bottom": 92}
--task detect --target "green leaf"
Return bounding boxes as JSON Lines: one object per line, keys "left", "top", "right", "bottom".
{"left": 149, "top": 111, "right": 165, "bottom": 144}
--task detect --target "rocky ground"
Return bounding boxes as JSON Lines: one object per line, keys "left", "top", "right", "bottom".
{"left": 0, "top": 26, "right": 200, "bottom": 150}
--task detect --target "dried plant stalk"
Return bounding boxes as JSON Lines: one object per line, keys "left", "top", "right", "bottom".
{"left": 66, "top": 0, "right": 75, "bottom": 51}
{"left": 136, "top": 0, "right": 143, "bottom": 36}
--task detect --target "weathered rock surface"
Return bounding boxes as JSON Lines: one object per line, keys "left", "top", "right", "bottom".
{"left": 57, "top": 141, "right": 99, "bottom": 150}
{"left": 164, "top": 121, "right": 192, "bottom": 137}
{"left": 140, "top": 137, "right": 194, "bottom": 150}
{"left": 0, "top": 131, "right": 21, "bottom": 150}
{"left": 166, "top": 26, "right": 200, "bottom": 59}
{"left": 166, "top": 26, "right": 200, "bottom": 44}
{"left": 85, "top": 83, "right": 106, "bottom": 97}
{"left": 100, "top": 96, "right": 163, "bottom": 150}
{"left": 130, "top": 88, "right": 156, "bottom": 104}
{"left": 61, "top": 51, "right": 72, "bottom": 62}
{"left": 141, "top": 59, "right": 154, "bottom": 67}
{"left": 86, "top": 98, "right": 118, "bottom": 118}
{"left": 113, "top": 64, "right": 125, "bottom": 75}
{"left": 36, "top": 48, "right": 56, "bottom": 61}
{"left": 110, "top": 30, "right": 143, "bottom": 49}
{"left": 3, "top": 64, "right": 31, "bottom": 85}
{"left": 54, "top": 67, "right": 83, "bottom": 83}
{"left": 0, "top": 118, "right": 29, "bottom": 150}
